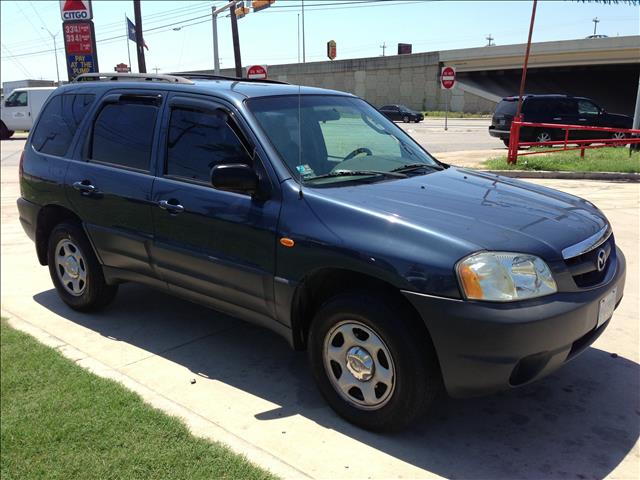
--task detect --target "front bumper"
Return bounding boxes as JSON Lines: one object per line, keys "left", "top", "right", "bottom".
{"left": 403, "top": 247, "right": 626, "bottom": 398}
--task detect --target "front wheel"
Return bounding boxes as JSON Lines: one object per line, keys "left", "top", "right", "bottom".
{"left": 403, "top": 115, "right": 410, "bottom": 123}
{"left": 535, "top": 130, "right": 553, "bottom": 144}
{"left": 0, "top": 122, "right": 14, "bottom": 140}
{"left": 611, "top": 131, "right": 627, "bottom": 147}
{"left": 47, "top": 223, "right": 118, "bottom": 311}
{"left": 308, "top": 293, "right": 441, "bottom": 431}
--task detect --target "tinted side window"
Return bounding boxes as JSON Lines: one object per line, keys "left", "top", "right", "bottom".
{"left": 166, "top": 107, "right": 251, "bottom": 183}
{"left": 5, "top": 91, "right": 28, "bottom": 107}
{"left": 32, "top": 94, "right": 95, "bottom": 157}
{"left": 90, "top": 102, "right": 158, "bottom": 171}
{"left": 495, "top": 100, "right": 517, "bottom": 116}
{"left": 578, "top": 100, "right": 599, "bottom": 115}
{"left": 524, "top": 98, "right": 549, "bottom": 116}
{"left": 555, "top": 99, "right": 577, "bottom": 115}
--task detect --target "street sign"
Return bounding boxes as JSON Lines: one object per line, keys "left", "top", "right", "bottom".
{"left": 115, "top": 63, "right": 130, "bottom": 73}
{"left": 441, "top": 66, "right": 456, "bottom": 90}
{"left": 327, "top": 40, "right": 337, "bottom": 60}
{"left": 398, "top": 43, "right": 412, "bottom": 55}
{"left": 63, "top": 20, "right": 98, "bottom": 80}
{"left": 60, "top": 0, "right": 93, "bottom": 21}
{"left": 246, "top": 65, "right": 267, "bottom": 79}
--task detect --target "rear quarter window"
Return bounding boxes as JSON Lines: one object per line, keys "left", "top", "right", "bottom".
{"left": 494, "top": 100, "right": 517, "bottom": 116}
{"left": 31, "top": 94, "right": 95, "bottom": 157}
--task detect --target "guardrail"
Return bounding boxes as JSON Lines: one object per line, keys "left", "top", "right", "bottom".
{"left": 506, "top": 118, "right": 640, "bottom": 164}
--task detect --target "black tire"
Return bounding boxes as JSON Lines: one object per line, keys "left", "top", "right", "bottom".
{"left": 308, "top": 292, "right": 441, "bottom": 432}
{"left": 0, "top": 122, "right": 14, "bottom": 140}
{"left": 403, "top": 115, "right": 410, "bottom": 123}
{"left": 502, "top": 139, "right": 510, "bottom": 148}
{"left": 47, "top": 222, "right": 118, "bottom": 311}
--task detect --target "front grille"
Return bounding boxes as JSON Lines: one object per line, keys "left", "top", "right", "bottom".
{"left": 564, "top": 235, "right": 615, "bottom": 288}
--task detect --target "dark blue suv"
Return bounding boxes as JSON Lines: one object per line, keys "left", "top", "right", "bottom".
{"left": 17, "top": 73, "right": 626, "bottom": 431}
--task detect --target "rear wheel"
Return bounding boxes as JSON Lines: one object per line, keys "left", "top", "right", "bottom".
{"left": 308, "top": 292, "right": 441, "bottom": 431}
{"left": 47, "top": 223, "right": 118, "bottom": 311}
{"left": 403, "top": 115, "right": 410, "bottom": 123}
{"left": 535, "top": 130, "right": 553, "bottom": 144}
{"left": 502, "top": 139, "right": 510, "bottom": 148}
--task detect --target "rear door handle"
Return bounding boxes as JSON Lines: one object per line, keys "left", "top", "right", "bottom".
{"left": 578, "top": 118, "right": 588, "bottom": 121}
{"left": 73, "top": 180, "right": 97, "bottom": 195}
{"left": 552, "top": 117, "right": 562, "bottom": 121}
{"left": 158, "top": 199, "right": 184, "bottom": 214}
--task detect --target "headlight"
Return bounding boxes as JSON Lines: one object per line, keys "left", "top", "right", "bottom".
{"left": 456, "top": 252, "right": 557, "bottom": 301}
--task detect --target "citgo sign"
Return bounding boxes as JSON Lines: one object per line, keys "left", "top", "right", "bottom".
{"left": 60, "top": 0, "right": 93, "bottom": 21}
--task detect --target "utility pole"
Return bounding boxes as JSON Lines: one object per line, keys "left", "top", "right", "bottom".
{"left": 152, "top": 67, "right": 160, "bottom": 74}
{"left": 41, "top": 27, "right": 60, "bottom": 85}
{"left": 212, "top": 5, "right": 220, "bottom": 75}
{"left": 302, "top": 0, "right": 306, "bottom": 63}
{"left": 297, "top": 13, "right": 301, "bottom": 63}
{"left": 592, "top": 17, "right": 599, "bottom": 36}
{"left": 229, "top": 2, "right": 242, "bottom": 78}
{"left": 380, "top": 42, "right": 386, "bottom": 56}
{"left": 133, "top": 0, "right": 146, "bottom": 73}
{"left": 486, "top": 34, "right": 494, "bottom": 46}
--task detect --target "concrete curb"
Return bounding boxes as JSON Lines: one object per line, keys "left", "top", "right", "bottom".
{"left": 480, "top": 170, "right": 640, "bottom": 181}
{"left": 1, "top": 308, "right": 312, "bottom": 480}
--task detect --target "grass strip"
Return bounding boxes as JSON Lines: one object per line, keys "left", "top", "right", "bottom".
{"left": 0, "top": 318, "right": 277, "bottom": 480}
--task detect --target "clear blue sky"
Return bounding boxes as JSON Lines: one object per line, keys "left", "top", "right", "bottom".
{"left": 1, "top": 0, "right": 638, "bottom": 84}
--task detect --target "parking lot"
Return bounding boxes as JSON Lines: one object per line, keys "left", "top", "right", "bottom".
{"left": 1, "top": 135, "right": 638, "bottom": 479}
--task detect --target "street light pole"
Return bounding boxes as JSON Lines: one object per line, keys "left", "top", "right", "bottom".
{"left": 592, "top": 17, "right": 600, "bottom": 36}
{"left": 229, "top": 2, "right": 242, "bottom": 77}
{"left": 302, "top": 0, "right": 306, "bottom": 63}
{"left": 41, "top": 27, "right": 60, "bottom": 85}
{"left": 212, "top": 6, "right": 220, "bottom": 75}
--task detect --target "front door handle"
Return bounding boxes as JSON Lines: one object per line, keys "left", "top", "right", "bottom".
{"left": 552, "top": 117, "right": 562, "bottom": 121}
{"left": 578, "top": 118, "right": 588, "bottom": 122}
{"left": 73, "top": 180, "right": 97, "bottom": 195}
{"left": 158, "top": 199, "right": 184, "bottom": 214}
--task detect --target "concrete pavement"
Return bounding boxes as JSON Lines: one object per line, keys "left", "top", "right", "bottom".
{"left": 1, "top": 136, "right": 638, "bottom": 479}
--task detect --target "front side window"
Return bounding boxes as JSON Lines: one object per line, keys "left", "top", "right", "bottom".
{"left": 5, "top": 91, "right": 27, "bottom": 107}
{"left": 90, "top": 101, "right": 158, "bottom": 171}
{"left": 248, "top": 95, "right": 440, "bottom": 186}
{"left": 578, "top": 100, "right": 599, "bottom": 115}
{"left": 556, "top": 99, "right": 577, "bottom": 115}
{"left": 166, "top": 107, "right": 252, "bottom": 183}
{"left": 32, "top": 94, "right": 95, "bottom": 156}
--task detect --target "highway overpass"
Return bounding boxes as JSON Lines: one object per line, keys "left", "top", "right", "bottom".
{"left": 191, "top": 35, "right": 639, "bottom": 114}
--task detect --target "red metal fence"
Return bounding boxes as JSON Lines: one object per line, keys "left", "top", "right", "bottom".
{"left": 507, "top": 117, "right": 640, "bottom": 164}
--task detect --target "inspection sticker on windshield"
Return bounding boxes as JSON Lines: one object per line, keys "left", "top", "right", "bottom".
{"left": 296, "top": 164, "right": 315, "bottom": 178}
{"left": 597, "top": 288, "right": 616, "bottom": 328}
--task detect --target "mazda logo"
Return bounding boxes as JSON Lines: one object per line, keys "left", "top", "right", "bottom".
{"left": 596, "top": 248, "right": 608, "bottom": 272}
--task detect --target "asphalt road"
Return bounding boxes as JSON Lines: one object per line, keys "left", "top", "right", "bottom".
{"left": 1, "top": 136, "right": 638, "bottom": 479}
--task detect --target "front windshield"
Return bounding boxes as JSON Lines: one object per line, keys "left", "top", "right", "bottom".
{"left": 246, "top": 95, "right": 439, "bottom": 186}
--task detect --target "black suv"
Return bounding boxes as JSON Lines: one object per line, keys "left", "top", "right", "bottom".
{"left": 379, "top": 104, "right": 424, "bottom": 123}
{"left": 489, "top": 94, "right": 632, "bottom": 146}
{"left": 18, "top": 73, "right": 625, "bottom": 431}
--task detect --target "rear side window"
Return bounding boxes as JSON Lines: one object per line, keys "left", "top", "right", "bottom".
{"left": 166, "top": 107, "right": 251, "bottom": 183}
{"left": 90, "top": 101, "right": 158, "bottom": 171}
{"left": 524, "top": 98, "right": 550, "bottom": 116}
{"left": 555, "top": 99, "right": 577, "bottom": 115}
{"left": 32, "top": 94, "right": 95, "bottom": 157}
{"left": 494, "top": 100, "right": 517, "bottom": 116}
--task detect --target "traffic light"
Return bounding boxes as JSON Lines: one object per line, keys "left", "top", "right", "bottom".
{"left": 252, "top": 0, "right": 275, "bottom": 12}
{"left": 234, "top": 1, "right": 250, "bottom": 18}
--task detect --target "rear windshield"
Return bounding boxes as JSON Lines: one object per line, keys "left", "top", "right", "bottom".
{"left": 494, "top": 100, "right": 517, "bottom": 116}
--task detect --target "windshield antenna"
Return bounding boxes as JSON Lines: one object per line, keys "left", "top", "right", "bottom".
{"left": 297, "top": 71, "right": 303, "bottom": 199}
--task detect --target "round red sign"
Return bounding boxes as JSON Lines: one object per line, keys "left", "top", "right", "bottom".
{"left": 246, "top": 65, "right": 267, "bottom": 80}
{"left": 441, "top": 66, "right": 456, "bottom": 89}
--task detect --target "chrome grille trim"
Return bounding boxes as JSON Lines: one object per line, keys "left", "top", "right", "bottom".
{"left": 562, "top": 224, "right": 612, "bottom": 260}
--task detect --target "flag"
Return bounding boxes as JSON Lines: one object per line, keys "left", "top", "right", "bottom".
{"left": 127, "top": 17, "right": 148, "bottom": 50}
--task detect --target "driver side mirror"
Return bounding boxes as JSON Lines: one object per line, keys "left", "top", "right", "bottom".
{"left": 210, "top": 164, "right": 259, "bottom": 196}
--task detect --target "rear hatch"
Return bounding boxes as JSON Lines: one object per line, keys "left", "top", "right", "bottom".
{"left": 491, "top": 97, "right": 518, "bottom": 130}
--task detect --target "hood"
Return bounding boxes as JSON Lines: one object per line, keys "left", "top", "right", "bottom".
{"left": 305, "top": 167, "right": 607, "bottom": 261}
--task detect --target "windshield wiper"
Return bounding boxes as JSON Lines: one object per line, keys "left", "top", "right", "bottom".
{"left": 306, "top": 169, "right": 407, "bottom": 182}
{"left": 390, "top": 163, "right": 444, "bottom": 173}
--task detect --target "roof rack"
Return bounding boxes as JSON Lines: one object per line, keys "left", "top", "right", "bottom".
{"left": 73, "top": 72, "right": 194, "bottom": 84}
{"left": 175, "top": 72, "right": 288, "bottom": 85}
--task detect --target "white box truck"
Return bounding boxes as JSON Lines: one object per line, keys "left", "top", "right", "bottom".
{"left": 1, "top": 87, "right": 56, "bottom": 139}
